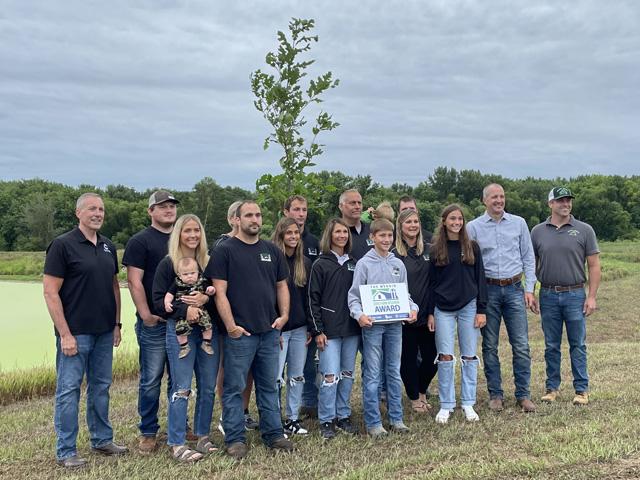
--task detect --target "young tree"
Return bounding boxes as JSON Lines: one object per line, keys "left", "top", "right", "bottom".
{"left": 251, "top": 18, "right": 340, "bottom": 226}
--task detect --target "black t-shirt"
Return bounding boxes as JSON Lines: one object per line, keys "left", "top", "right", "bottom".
{"left": 283, "top": 254, "right": 311, "bottom": 332}
{"left": 301, "top": 228, "right": 320, "bottom": 262}
{"left": 44, "top": 228, "right": 118, "bottom": 336}
{"left": 122, "top": 226, "right": 170, "bottom": 316}
{"left": 350, "top": 222, "right": 374, "bottom": 261}
{"left": 205, "top": 238, "right": 288, "bottom": 334}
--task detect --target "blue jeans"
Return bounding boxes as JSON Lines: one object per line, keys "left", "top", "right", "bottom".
{"left": 165, "top": 320, "right": 219, "bottom": 447}
{"left": 317, "top": 335, "right": 359, "bottom": 423}
{"left": 135, "top": 318, "right": 172, "bottom": 437}
{"left": 277, "top": 326, "right": 308, "bottom": 421}
{"left": 54, "top": 331, "right": 114, "bottom": 461}
{"left": 361, "top": 323, "right": 403, "bottom": 429}
{"left": 435, "top": 300, "right": 480, "bottom": 409}
{"left": 539, "top": 288, "right": 588, "bottom": 393}
{"left": 302, "top": 342, "right": 319, "bottom": 408}
{"left": 222, "top": 329, "right": 284, "bottom": 446}
{"left": 482, "top": 283, "right": 532, "bottom": 400}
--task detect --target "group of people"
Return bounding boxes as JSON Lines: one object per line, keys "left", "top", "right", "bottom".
{"left": 43, "top": 184, "right": 600, "bottom": 468}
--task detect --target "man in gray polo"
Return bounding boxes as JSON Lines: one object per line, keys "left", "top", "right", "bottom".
{"left": 467, "top": 184, "right": 537, "bottom": 413}
{"left": 531, "top": 187, "right": 600, "bottom": 406}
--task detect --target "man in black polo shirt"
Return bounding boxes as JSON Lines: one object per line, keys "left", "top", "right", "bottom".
{"left": 122, "top": 190, "right": 179, "bottom": 454}
{"left": 43, "top": 193, "right": 128, "bottom": 468}
{"left": 206, "top": 200, "right": 294, "bottom": 460}
{"left": 339, "top": 189, "right": 374, "bottom": 261}
{"left": 283, "top": 194, "right": 320, "bottom": 418}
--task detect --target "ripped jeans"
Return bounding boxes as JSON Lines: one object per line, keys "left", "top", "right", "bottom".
{"left": 435, "top": 300, "right": 480, "bottom": 410}
{"left": 165, "top": 319, "right": 219, "bottom": 447}
{"left": 277, "top": 326, "right": 308, "bottom": 421}
{"left": 317, "top": 335, "right": 359, "bottom": 424}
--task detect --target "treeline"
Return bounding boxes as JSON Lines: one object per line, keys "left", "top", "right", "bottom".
{"left": 1, "top": 167, "right": 638, "bottom": 251}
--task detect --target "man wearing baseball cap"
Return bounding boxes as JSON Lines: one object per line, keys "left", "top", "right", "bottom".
{"left": 531, "top": 187, "right": 600, "bottom": 406}
{"left": 122, "top": 190, "right": 180, "bottom": 453}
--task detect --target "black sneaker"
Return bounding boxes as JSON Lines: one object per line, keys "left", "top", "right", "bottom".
{"left": 319, "top": 420, "right": 336, "bottom": 440}
{"left": 284, "top": 419, "right": 309, "bottom": 436}
{"left": 244, "top": 413, "right": 259, "bottom": 431}
{"left": 336, "top": 417, "right": 358, "bottom": 435}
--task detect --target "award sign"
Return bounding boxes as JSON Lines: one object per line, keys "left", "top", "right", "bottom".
{"left": 359, "top": 283, "right": 411, "bottom": 323}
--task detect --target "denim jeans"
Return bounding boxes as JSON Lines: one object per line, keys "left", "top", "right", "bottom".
{"left": 539, "top": 288, "right": 588, "bottom": 393}
{"left": 54, "top": 331, "right": 114, "bottom": 461}
{"left": 277, "top": 326, "right": 308, "bottom": 421}
{"left": 317, "top": 335, "right": 359, "bottom": 423}
{"left": 482, "top": 283, "right": 532, "bottom": 400}
{"left": 302, "top": 341, "right": 319, "bottom": 408}
{"left": 135, "top": 318, "right": 172, "bottom": 437}
{"left": 165, "top": 319, "right": 219, "bottom": 447}
{"left": 435, "top": 300, "right": 480, "bottom": 409}
{"left": 361, "top": 323, "right": 403, "bottom": 429}
{"left": 222, "top": 329, "right": 284, "bottom": 446}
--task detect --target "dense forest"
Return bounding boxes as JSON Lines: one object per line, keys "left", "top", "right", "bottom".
{"left": 1, "top": 167, "right": 638, "bottom": 251}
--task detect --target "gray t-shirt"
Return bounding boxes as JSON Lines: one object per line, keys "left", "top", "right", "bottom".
{"left": 531, "top": 215, "right": 599, "bottom": 286}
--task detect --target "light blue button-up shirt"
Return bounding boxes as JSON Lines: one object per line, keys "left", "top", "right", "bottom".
{"left": 467, "top": 212, "right": 537, "bottom": 293}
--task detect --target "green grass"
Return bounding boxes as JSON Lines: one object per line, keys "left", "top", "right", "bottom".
{"left": 0, "top": 243, "right": 639, "bottom": 478}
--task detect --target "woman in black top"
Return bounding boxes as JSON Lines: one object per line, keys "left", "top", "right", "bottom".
{"left": 427, "top": 204, "right": 487, "bottom": 424}
{"left": 152, "top": 214, "right": 218, "bottom": 462}
{"left": 392, "top": 209, "right": 437, "bottom": 413}
{"left": 271, "top": 217, "right": 312, "bottom": 436}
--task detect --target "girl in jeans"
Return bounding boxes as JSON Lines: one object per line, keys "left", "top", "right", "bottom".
{"left": 427, "top": 205, "right": 487, "bottom": 424}
{"left": 272, "top": 217, "right": 312, "bottom": 436}
{"left": 308, "top": 218, "right": 361, "bottom": 440}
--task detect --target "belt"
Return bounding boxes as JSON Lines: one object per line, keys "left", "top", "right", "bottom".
{"left": 486, "top": 273, "right": 522, "bottom": 286}
{"left": 540, "top": 283, "right": 584, "bottom": 292}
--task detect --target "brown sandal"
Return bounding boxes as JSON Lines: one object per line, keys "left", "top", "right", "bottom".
{"left": 412, "top": 399, "right": 432, "bottom": 413}
{"left": 195, "top": 437, "right": 219, "bottom": 454}
{"left": 172, "top": 445, "right": 203, "bottom": 463}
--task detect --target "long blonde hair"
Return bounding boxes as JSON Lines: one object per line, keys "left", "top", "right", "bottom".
{"left": 271, "top": 217, "right": 307, "bottom": 287}
{"left": 395, "top": 209, "right": 424, "bottom": 256}
{"left": 167, "top": 214, "right": 210, "bottom": 272}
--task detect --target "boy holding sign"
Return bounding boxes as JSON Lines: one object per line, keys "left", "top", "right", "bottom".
{"left": 348, "top": 219, "right": 418, "bottom": 437}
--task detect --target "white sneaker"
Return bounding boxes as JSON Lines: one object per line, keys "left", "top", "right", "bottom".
{"left": 462, "top": 405, "right": 479, "bottom": 422}
{"left": 435, "top": 408, "right": 452, "bottom": 424}
{"left": 284, "top": 419, "right": 308, "bottom": 436}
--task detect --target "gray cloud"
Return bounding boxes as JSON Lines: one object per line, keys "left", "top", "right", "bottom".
{"left": 1, "top": 0, "right": 638, "bottom": 190}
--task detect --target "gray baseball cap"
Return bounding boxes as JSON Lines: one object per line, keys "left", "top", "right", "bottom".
{"left": 148, "top": 190, "right": 179, "bottom": 208}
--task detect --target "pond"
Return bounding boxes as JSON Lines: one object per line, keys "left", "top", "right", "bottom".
{"left": 0, "top": 281, "right": 138, "bottom": 372}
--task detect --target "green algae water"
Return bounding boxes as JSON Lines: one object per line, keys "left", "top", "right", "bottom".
{"left": 0, "top": 281, "right": 138, "bottom": 371}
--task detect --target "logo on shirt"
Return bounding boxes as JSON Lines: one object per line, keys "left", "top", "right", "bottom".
{"left": 567, "top": 229, "right": 580, "bottom": 236}
{"left": 391, "top": 266, "right": 401, "bottom": 277}
{"left": 422, "top": 254, "right": 430, "bottom": 262}
{"left": 347, "top": 263, "right": 356, "bottom": 271}
{"left": 103, "top": 244, "right": 112, "bottom": 254}
{"left": 260, "top": 253, "right": 272, "bottom": 262}
{"left": 366, "top": 239, "right": 374, "bottom": 246}
{"left": 307, "top": 248, "right": 318, "bottom": 256}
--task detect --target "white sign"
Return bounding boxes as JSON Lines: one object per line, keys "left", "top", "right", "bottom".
{"left": 359, "top": 283, "right": 411, "bottom": 323}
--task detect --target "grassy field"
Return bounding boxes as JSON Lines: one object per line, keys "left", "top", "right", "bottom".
{"left": 0, "top": 242, "right": 639, "bottom": 478}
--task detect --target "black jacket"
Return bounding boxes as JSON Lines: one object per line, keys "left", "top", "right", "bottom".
{"left": 307, "top": 253, "right": 361, "bottom": 339}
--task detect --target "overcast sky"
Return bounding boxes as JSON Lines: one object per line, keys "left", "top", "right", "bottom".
{"left": 1, "top": 1, "right": 639, "bottom": 191}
